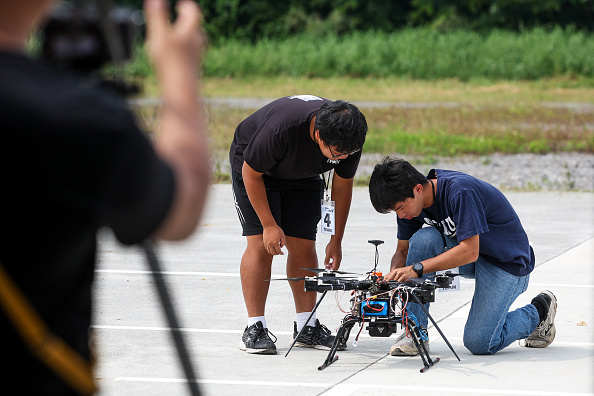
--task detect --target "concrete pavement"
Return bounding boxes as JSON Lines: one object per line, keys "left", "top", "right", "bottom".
{"left": 93, "top": 185, "right": 594, "bottom": 395}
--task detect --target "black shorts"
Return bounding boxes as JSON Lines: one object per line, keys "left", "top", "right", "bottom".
{"left": 231, "top": 170, "right": 324, "bottom": 240}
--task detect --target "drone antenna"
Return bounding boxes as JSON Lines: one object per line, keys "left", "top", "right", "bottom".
{"left": 368, "top": 240, "right": 384, "bottom": 274}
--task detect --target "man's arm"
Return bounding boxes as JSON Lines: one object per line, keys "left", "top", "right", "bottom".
{"left": 242, "top": 162, "right": 286, "bottom": 255}
{"left": 392, "top": 239, "right": 409, "bottom": 266}
{"left": 383, "top": 239, "right": 409, "bottom": 280}
{"left": 387, "top": 234, "right": 480, "bottom": 282}
{"left": 324, "top": 172, "right": 354, "bottom": 270}
{"left": 144, "top": 0, "right": 211, "bottom": 241}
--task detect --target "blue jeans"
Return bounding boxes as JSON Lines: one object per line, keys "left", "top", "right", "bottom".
{"left": 405, "top": 227, "right": 540, "bottom": 355}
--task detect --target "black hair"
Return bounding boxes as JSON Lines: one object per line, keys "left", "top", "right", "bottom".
{"left": 368, "top": 157, "right": 429, "bottom": 213}
{"left": 315, "top": 100, "right": 367, "bottom": 153}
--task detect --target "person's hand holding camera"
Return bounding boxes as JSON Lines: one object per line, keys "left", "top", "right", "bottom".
{"left": 144, "top": 0, "right": 211, "bottom": 241}
{"left": 144, "top": 0, "right": 205, "bottom": 107}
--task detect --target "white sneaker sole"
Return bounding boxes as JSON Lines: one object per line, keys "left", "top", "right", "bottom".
{"left": 238, "top": 341, "right": 277, "bottom": 354}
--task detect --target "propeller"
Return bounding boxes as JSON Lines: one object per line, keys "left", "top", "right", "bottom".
{"left": 300, "top": 268, "right": 362, "bottom": 275}
{"left": 441, "top": 271, "right": 461, "bottom": 278}
{"left": 267, "top": 275, "right": 357, "bottom": 282}
{"left": 267, "top": 276, "right": 308, "bottom": 281}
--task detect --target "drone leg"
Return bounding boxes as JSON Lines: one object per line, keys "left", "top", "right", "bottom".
{"left": 408, "top": 322, "right": 437, "bottom": 373}
{"left": 409, "top": 292, "right": 460, "bottom": 362}
{"left": 318, "top": 319, "right": 358, "bottom": 370}
{"left": 286, "top": 291, "right": 328, "bottom": 357}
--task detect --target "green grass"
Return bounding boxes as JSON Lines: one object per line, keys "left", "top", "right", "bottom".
{"left": 200, "top": 28, "right": 594, "bottom": 80}
{"left": 126, "top": 27, "right": 594, "bottom": 167}
{"left": 201, "top": 76, "right": 594, "bottom": 104}
{"left": 132, "top": 93, "right": 593, "bottom": 162}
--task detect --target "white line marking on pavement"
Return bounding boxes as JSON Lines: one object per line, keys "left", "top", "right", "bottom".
{"left": 95, "top": 269, "right": 241, "bottom": 277}
{"left": 324, "top": 384, "right": 594, "bottom": 396}
{"left": 435, "top": 336, "right": 594, "bottom": 347}
{"left": 91, "top": 325, "right": 292, "bottom": 336}
{"left": 114, "top": 377, "right": 332, "bottom": 388}
{"left": 112, "top": 378, "right": 594, "bottom": 395}
{"left": 95, "top": 269, "right": 288, "bottom": 279}
{"left": 92, "top": 325, "right": 593, "bottom": 346}
{"left": 95, "top": 270, "right": 594, "bottom": 287}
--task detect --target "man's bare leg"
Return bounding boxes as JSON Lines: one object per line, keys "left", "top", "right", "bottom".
{"left": 285, "top": 236, "right": 338, "bottom": 350}
{"left": 240, "top": 234, "right": 274, "bottom": 317}
{"left": 285, "top": 236, "right": 318, "bottom": 313}
{"left": 238, "top": 234, "right": 278, "bottom": 354}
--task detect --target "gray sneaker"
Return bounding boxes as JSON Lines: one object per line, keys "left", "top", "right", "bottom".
{"left": 239, "top": 321, "right": 277, "bottom": 354}
{"left": 390, "top": 335, "right": 429, "bottom": 356}
{"left": 524, "top": 290, "right": 557, "bottom": 348}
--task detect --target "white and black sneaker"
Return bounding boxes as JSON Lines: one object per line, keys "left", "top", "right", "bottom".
{"left": 390, "top": 335, "right": 429, "bottom": 356}
{"left": 239, "top": 321, "right": 277, "bottom": 354}
{"left": 524, "top": 290, "right": 557, "bottom": 348}
{"left": 292, "top": 319, "right": 344, "bottom": 351}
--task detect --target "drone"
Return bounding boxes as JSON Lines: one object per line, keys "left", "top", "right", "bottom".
{"left": 274, "top": 239, "right": 460, "bottom": 373}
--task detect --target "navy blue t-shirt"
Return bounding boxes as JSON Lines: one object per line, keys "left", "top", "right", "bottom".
{"left": 397, "top": 169, "right": 534, "bottom": 276}
{"left": 229, "top": 95, "right": 361, "bottom": 180}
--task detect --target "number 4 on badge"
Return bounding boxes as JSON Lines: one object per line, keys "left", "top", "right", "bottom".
{"left": 321, "top": 201, "right": 335, "bottom": 235}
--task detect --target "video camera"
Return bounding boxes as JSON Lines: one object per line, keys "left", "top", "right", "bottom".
{"left": 40, "top": 1, "right": 142, "bottom": 74}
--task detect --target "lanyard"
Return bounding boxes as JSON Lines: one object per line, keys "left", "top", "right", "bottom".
{"left": 321, "top": 169, "right": 333, "bottom": 201}
{"left": 320, "top": 169, "right": 335, "bottom": 235}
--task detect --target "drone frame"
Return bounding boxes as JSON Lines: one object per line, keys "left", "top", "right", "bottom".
{"left": 286, "top": 239, "right": 460, "bottom": 373}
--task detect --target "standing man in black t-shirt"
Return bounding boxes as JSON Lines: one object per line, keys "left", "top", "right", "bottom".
{"left": 1, "top": 1, "right": 210, "bottom": 394}
{"left": 230, "top": 95, "right": 368, "bottom": 354}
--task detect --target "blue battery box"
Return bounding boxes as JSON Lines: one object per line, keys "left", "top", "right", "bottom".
{"left": 360, "top": 300, "right": 389, "bottom": 316}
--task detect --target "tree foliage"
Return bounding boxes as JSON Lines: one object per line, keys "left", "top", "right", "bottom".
{"left": 116, "top": 0, "right": 593, "bottom": 42}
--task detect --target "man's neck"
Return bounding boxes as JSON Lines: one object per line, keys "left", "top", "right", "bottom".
{"left": 309, "top": 116, "right": 317, "bottom": 143}
{"left": 423, "top": 179, "right": 437, "bottom": 208}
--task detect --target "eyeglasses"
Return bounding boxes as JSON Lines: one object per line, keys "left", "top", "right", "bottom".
{"left": 327, "top": 145, "right": 361, "bottom": 159}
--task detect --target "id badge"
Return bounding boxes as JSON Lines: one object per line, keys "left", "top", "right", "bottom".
{"left": 437, "top": 267, "right": 461, "bottom": 292}
{"left": 321, "top": 200, "right": 335, "bottom": 235}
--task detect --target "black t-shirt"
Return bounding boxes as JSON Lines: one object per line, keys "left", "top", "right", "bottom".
{"left": 229, "top": 95, "right": 362, "bottom": 180}
{"left": 0, "top": 52, "right": 175, "bottom": 394}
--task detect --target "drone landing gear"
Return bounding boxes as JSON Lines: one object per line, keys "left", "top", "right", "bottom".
{"left": 318, "top": 318, "right": 441, "bottom": 372}
{"left": 408, "top": 322, "right": 439, "bottom": 373}
{"left": 318, "top": 318, "right": 357, "bottom": 370}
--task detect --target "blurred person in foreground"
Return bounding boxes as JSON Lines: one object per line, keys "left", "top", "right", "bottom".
{"left": 0, "top": 0, "right": 209, "bottom": 394}
{"left": 368, "top": 157, "right": 556, "bottom": 356}
{"left": 230, "top": 95, "right": 367, "bottom": 354}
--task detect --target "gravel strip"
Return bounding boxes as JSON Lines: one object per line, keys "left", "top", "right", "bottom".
{"left": 213, "top": 152, "right": 593, "bottom": 191}
{"left": 357, "top": 152, "right": 594, "bottom": 191}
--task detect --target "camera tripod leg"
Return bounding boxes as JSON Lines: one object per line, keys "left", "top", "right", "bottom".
{"left": 318, "top": 319, "right": 358, "bottom": 370}
{"left": 142, "top": 240, "right": 201, "bottom": 396}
